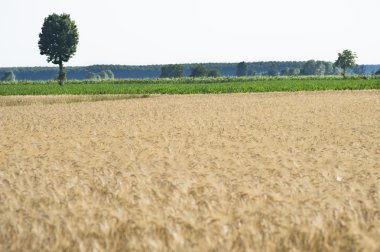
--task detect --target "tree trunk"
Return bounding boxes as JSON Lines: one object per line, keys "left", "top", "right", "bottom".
{"left": 342, "top": 68, "right": 347, "bottom": 78}
{"left": 58, "top": 61, "right": 64, "bottom": 85}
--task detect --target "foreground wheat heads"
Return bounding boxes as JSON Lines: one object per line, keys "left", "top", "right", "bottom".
{"left": 0, "top": 91, "right": 379, "bottom": 251}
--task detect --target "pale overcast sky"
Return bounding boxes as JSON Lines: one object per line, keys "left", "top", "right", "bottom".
{"left": 0, "top": 0, "right": 379, "bottom": 67}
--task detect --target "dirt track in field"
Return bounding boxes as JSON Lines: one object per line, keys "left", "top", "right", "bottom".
{"left": 1, "top": 91, "right": 379, "bottom": 251}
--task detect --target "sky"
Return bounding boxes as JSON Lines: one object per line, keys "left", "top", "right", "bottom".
{"left": 0, "top": 0, "right": 379, "bottom": 67}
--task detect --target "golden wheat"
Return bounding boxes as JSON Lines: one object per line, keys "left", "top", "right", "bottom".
{"left": 0, "top": 94, "right": 148, "bottom": 107}
{"left": 0, "top": 91, "right": 379, "bottom": 251}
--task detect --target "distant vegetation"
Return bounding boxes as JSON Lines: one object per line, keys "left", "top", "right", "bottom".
{"left": 1, "top": 71, "right": 16, "bottom": 82}
{"left": 190, "top": 65, "right": 220, "bottom": 78}
{"left": 160, "top": 64, "right": 184, "bottom": 78}
{"left": 86, "top": 70, "right": 114, "bottom": 80}
{"left": 2, "top": 62, "right": 379, "bottom": 81}
{"left": 236, "top": 62, "right": 248, "bottom": 76}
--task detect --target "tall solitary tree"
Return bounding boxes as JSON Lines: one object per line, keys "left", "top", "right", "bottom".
{"left": 38, "top": 13, "right": 79, "bottom": 85}
{"left": 333, "top": 49, "right": 357, "bottom": 78}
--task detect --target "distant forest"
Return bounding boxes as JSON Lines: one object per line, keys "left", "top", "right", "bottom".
{"left": 1, "top": 61, "right": 379, "bottom": 81}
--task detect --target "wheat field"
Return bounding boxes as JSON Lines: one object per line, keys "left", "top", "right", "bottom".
{"left": 0, "top": 91, "right": 379, "bottom": 251}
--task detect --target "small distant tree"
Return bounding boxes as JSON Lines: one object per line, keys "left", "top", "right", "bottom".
{"left": 86, "top": 72, "right": 100, "bottom": 80}
{"left": 288, "top": 68, "right": 300, "bottom": 76}
{"left": 160, "top": 64, "right": 184, "bottom": 78}
{"left": 375, "top": 69, "right": 380, "bottom": 75}
{"left": 104, "top": 70, "right": 114, "bottom": 79}
{"left": 314, "top": 62, "right": 326, "bottom": 75}
{"left": 99, "top": 71, "right": 114, "bottom": 79}
{"left": 38, "top": 13, "right": 79, "bottom": 85}
{"left": 324, "top": 62, "right": 335, "bottom": 75}
{"left": 267, "top": 64, "right": 278, "bottom": 76}
{"left": 1, "top": 71, "right": 16, "bottom": 81}
{"left": 190, "top": 65, "right": 208, "bottom": 77}
{"left": 333, "top": 49, "right": 357, "bottom": 78}
{"left": 301, "top": 60, "right": 317, "bottom": 75}
{"left": 207, "top": 69, "right": 221, "bottom": 77}
{"left": 98, "top": 71, "right": 108, "bottom": 79}
{"left": 86, "top": 70, "right": 114, "bottom": 80}
{"left": 236, "top": 62, "right": 248, "bottom": 76}
{"left": 281, "top": 67, "right": 290, "bottom": 76}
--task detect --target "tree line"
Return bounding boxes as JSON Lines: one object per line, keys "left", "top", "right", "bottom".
{"left": 158, "top": 60, "right": 378, "bottom": 78}
{"left": 149, "top": 61, "right": 377, "bottom": 78}
{"left": 2, "top": 62, "right": 380, "bottom": 82}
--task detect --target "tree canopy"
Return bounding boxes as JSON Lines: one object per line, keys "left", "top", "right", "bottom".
{"left": 267, "top": 64, "right": 279, "bottom": 76}
{"left": 333, "top": 50, "right": 357, "bottom": 77}
{"left": 1, "top": 71, "right": 16, "bottom": 82}
{"left": 190, "top": 65, "right": 208, "bottom": 77}
{"left": 351, "top": 65, "right": 366, "bottom": 75}
{"left": 300, "top": 60, "right": 333, "bottom": 75}
{"left": 288, "top": 68, "right": 301, "bottom": 76}
{"left": 160, "top": 65, "right": 184, "bottom": 78}
{"left": 207, "top": 69, "right": 221, "bottom": 78}
{"left": 86, "top": 70, "right": 114, "bottom": 80}
{"left": 236, "top": 62, "right": 248, "bottom": 76}
{"left": 38, "top": 13, "right": 79, "bottom": 85}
